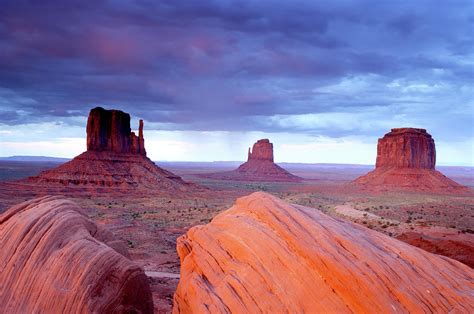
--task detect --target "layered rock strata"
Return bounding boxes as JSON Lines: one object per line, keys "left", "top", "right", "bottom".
{"left": 0, "top": 196, "right": 153, "bottom": 313}
{"left": 173, "top": 192, "right": 474, "bottom": 313}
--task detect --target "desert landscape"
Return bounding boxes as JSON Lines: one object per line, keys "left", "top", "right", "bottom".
{"left": 1, "top": 107, "right": 473, "bottom": 312}
{"left": 1, "top": 1, "right": 473, "bottom": 313}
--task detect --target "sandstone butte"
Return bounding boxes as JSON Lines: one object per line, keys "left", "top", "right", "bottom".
{"left": 202, "top": 139, "right": 302, "bottom": 182}
{"left": 0, "top": 196, "right": 153, "bottom": 313}
{"left": 354, "top": 128, "right": 467, "bottom": 192}
{"left": 24, "top": 107, "right": 198, "bottom": 192}
{"left": 173, "top": 192, "right": 474, "bottom": 313}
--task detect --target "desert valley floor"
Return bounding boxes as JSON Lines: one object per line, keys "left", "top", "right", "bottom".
{"left": 1, "top": 160, "right": 473, "bottom": 313}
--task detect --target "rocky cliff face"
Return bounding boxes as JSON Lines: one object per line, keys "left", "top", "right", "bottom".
{"left": 376, "top": 128, "right": 435, "bottom": 169}
{"left": 173, "top": 192, "right": 474, "bottom": 313}
{"left": 248, "top": 139, "right": 273, "bottom": 162}
{"left": 354, "top": 128, "right": 466, "bottom": 192}
{"left": 0, "top": 196, "right": 153, "bottom": 313}
{"left": 86, "top": 107, "right": 146, "bottom": 155}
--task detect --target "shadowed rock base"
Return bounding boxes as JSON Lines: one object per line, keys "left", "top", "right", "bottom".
{"left": 354, "top": 167, "right": 466, "bottom": 192}
{"left": 173, "top": 192, "right": 474, "bottom": 313}
{"left": 26, "top": 151, "right": 197, "bottom": 192}
{"left": 0, "top": 196, "right": 153, "bottom": 313}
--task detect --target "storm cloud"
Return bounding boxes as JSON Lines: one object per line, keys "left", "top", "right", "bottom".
{"left": 0, "top": 0, "right": 473, "bottom": 145}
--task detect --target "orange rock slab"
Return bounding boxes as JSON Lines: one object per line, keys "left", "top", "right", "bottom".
{"left": 173, "top": 192, "right": 474, "bottom": 313}
{"left": 0, "top": 196, "right": 153, "bottom": 313}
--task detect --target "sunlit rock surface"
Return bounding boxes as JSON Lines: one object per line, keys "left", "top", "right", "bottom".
{"left": 0, "top": 196, "right": 153, "bottom": 313}
{"left": 174, "top": 192, "right": 474, "bottom": 313}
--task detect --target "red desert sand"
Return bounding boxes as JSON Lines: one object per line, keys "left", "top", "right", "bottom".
{"left": 354, "top": 128, "right": 466, "bottom": 192}
{"left": 201, "top": 138, "right": 302, "bottom": 182}
{"left": 173, "top": 192, "right": 474, "bottom": 313}
{"left": 0, "top": 196, "right": 153, "bottom": 313}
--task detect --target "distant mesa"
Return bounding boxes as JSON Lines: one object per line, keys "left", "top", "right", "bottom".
{"left": 201, "top": 139, "right": 302, "bottom": 182}
{"left": 173, "top": 192, "right": 474, "bottom": 313}
{"left": 354, "top": 128, "right": 467, "bottom": 192}
{"left": 23, "top": 107, "right": 199, "bottom": 193}
{"left": 0, "top": 196, "right": 153, "bottom": 313}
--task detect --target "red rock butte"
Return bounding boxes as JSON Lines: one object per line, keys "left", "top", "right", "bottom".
{"left": 0, "top": 196, "right": 153, "bottom": 313}
{"left": 173, "top": 192, "right": 474, "bottom": 313}
{"left": 201, "top": 139, "right": 302, "bottom": 182}
{"left": 354, "top": 128, "right": 467, "bottom": 192}
{"left": 87, "top": 107, "right": 146, "bottom": 155}
{"left": 18, "top": 107, "right": 199, "bottom": 194}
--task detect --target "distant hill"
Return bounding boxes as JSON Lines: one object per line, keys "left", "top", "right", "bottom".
{"left": 0, "top": 156, "right": 71, "bottom": 162}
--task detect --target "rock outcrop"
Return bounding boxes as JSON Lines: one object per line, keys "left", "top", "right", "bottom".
{"left": 0, "top": 196, "right": 153, "bottom": 313}
{"left": 354, "top": 128, "right": 466, "bottom": 192}
{"left": 376, "top": 128, "right": 436, "bottom": 169}
{"left": 173, "top": 192, "right": 474, "bottom": 313}
{"left": 247, "top": 139, "right": 273, "bottom": 162}
{"left": 23, "top": 107, "right": 199, "bottom": 194}
{"left": 87, "top": 107, "right": 146, "bottom": 155}
{"left": 201, "top": 139, "right": 301, "bottom": 182}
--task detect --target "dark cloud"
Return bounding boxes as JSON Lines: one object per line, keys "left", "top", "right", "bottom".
{"left": 0, "top": 0, "right": 472, "bottom": 141}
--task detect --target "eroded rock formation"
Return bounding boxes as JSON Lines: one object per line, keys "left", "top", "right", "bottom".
{"left": 376, "top": 128, "right": 435, "bottom": 169}
{"left": 24, "top": 107, "right": 198, "bottom": 193}
{"left": 173, "top": 192, "right": 474, "bottom": 313}
{"left": 0, "top": 196, "right": 153, "bottom": 313}
{"left": 87, "top": 107, "right": 146, "bottom": 155}
{"left": 201, "top": 139, "right": 301, "bottom": 182}
{"left": 354, "top": 128, "right": 466, "bottom": 192}
{"left": 247, "top": 139, "right": 273, "bottom": 162}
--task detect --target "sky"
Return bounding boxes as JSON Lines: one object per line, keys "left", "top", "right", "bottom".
{"left": 0, "top": 0, "right": 473, "bottom": 165}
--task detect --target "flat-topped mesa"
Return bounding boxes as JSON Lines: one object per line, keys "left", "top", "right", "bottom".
{"left": 376, "top": 128, "right": 435, "bottom": 169}
{"left": 248, "top": 139, "right": 274, "bottom": 162}
{"left": 86, "top": 107, "right": 146, "bottom": 156}
{"left": 353, "top": 127, "right": 466, "bottom": 192}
